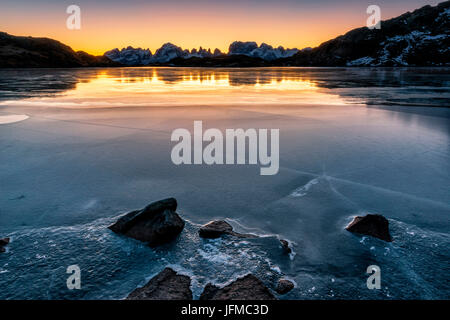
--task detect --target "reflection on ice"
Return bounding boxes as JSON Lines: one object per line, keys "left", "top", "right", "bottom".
{"left": 0, "top": 67, "right": 448, "bottom": 107}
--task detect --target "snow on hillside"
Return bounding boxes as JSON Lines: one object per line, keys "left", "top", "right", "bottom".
{"left": 347, "top": 30, "right": 449, "bottom": 66}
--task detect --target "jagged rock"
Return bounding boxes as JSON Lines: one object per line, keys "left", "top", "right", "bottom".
{"left": 276, "top": 279, "right": 294, "bottom": 294}
{"left": 108, "top": 198, "right": 185, "bottom": 247}
{"left": 200, "top": 274, "right": 276, "bottom": 300}
{"left": 280, "top": 239, "right": 291, "bottom": 254}
{"left": 126, "top": 268, "right": 192, "bottom": 300}
{"left": 346, "top": 214, "right": 392, "bottom": 242}
{"left": 198, "top": 220, "right": 257, "bottom": 239}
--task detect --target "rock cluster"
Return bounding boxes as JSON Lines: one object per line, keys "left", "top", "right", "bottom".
{"left": 127, "top": 268, "right": 277, "bottom": 300}
{"left": 110, "top": 198, "right": 395, "bottom": 300}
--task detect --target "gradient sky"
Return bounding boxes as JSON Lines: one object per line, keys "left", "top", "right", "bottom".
{"left": 0, "top": 0, "right": 442, "bottom": 55}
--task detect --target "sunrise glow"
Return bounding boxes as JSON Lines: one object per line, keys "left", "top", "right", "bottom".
{"left": 0, "top": 0, "right": 441, "bottom": 55}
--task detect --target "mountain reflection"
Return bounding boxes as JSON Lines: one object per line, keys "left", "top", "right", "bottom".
{"left": 0, "top": 67, "right": 448, "bottom": 108}
{"left": 112, "top": 68, "right": 309, "bottom": 86}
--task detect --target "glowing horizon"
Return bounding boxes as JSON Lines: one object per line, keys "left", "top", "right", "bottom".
{"left": 0, "top": 0, "right": 442, "bottom": 55}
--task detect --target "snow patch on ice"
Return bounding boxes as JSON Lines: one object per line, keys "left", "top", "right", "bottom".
{"left": 291, "top": 178, "right": 319, "bottom": 197}
{"left": 0, "top": 114, "right": 29, "bottom": 124}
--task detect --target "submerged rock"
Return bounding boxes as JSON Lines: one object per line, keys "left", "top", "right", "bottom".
{"left": 199, "top": 220, "right": 257, "bottom": 239}
{"left": 126, "top": 267, "right": 192, "bottom": 300}
{"left": 276, "top": 279, "right": 294, "bottom": 294}
{"left": 200, "top": 274, "right": 276, "bottom": 300}
{"left": 280, "top": 239, "right": 291, "bottom": 254}
{"left": 0, "top": 237, "right": 9, "bottom": 253}
{"left": 108, "top": 198, "right": 185, "bottom": 247}
{"left": 346, "top": 214, "right": 392, "bottom": 242}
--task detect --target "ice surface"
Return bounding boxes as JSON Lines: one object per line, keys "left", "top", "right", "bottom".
{"left": 0, "top": 67, "right": 449, "bottom": 299}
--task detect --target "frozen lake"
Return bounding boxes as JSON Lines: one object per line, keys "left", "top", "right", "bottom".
{"left": 0, "top": 67, "right": 449, "bottom": 299}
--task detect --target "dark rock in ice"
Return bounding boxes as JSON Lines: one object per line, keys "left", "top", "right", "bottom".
{"left": 108, "top": 198, "right": 185, "bottom": 247}
{"left": 199, "top": 220, "right": 257, "bottom": 239}
{"left": 276, "top": 279, "right": 294, "bottom": 294}
{"left": 346, "top": 214, "right": 392, "bottom": 242}
{"left": 0, "top": 238, "right": 10, "bottom": 246}
{"left": 200, "top": 274, "right": 276, "bottom": 300}
{"left": 0, "top": 237, "right": 9, "bottom": 253}
{"left": 280, "top": 239, "right": 291, "bottom": 254}
{"left": 199, "top": 220, "right": 233, "bottom": 238}
{"left": 126, "top": 267, "right": 192, "bottom": 300}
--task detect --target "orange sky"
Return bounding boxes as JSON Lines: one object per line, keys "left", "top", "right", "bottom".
{"left": 0, "top": 0, "right": 441, "bottom": 55}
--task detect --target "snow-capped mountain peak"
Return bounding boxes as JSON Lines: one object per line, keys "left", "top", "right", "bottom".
{"left": 104, "top": 46, "right": 152, "bottom": 65}
{"left": 228, "top": 41, "right": 299, "bottom": 60}
{"left": 104, "top": 41, "right": 299, "bottom": 65}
